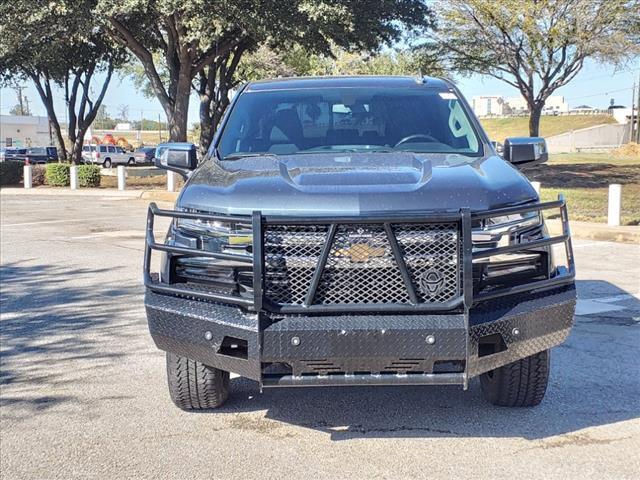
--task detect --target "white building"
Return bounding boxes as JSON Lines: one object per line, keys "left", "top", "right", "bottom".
{"left": 0, "top": 115, "right": 52, "bottom": 148}
{"left": 506, "top": 96, "right": 569, "bottom": 115}
{"left": 471, "top": 95, "right": 509, "bottom": 117}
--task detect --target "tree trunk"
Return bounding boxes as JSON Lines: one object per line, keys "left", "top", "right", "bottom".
{"left": 30, "top": 74, "right": 68, "bottom": 160}
{"left": 70, "top": 134, "right": 85, "bottom": 165}
{"left": 528, "top": 102, "right": 544, "bottom": 137}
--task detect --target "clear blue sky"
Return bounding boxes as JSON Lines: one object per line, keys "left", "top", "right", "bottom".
{"left": 1, "top": 59, "right": 638, "bottom": 126}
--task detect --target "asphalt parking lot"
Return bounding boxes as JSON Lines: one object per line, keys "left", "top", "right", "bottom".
{"left": 1, "top": 194, "right": 639, "bottom": 480}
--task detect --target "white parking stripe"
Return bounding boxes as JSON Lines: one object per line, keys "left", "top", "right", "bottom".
{"left": 0, "top": 218, "right": 94, "bottom": 227}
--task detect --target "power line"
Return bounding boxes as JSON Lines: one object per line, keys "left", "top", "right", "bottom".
{"left": 566, "top": 86, "right": 634, "bottom": 101}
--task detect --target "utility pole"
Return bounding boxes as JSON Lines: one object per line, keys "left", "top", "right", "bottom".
{"left": 635, "top": 72, "right": 640, "bottom": 144}
{"left": 158, "top": 113, "right": 162, "bottom": 143}
{"left": 630, "top": 80, "right": 636, "bottom": 143}
{"left": 13, "top": 85, "right": 25, "bottom": 115}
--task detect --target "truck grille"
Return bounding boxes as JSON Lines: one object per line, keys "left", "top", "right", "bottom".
{"left": 264, "top": 222, "right": 461, "bottom": 307}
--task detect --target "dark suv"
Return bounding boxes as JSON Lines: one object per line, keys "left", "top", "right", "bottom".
{"left": 145, "top": 76, "right": 575, "bottom": 410}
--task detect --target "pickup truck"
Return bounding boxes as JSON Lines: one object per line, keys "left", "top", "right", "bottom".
{"left": 144, "top": 76, "right": 576, "bottom": 410}
{"left": 82, "top": 144, "right": 143, "bottom": 168}
{"left": 0, "top": 147, "right": 58, "bottom": 164}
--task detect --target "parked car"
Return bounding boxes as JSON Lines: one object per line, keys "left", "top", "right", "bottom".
{"left": 23, "top": 146, "right": 59, "bottom": 163}
{"left": 82, "top": 144, "right": 143, "bottom": 168}
{"left": 0, "top": 148, "right": 27, "bottom": 162}
{"left": 135, "top": 147, "right": 156, "bottom": 164}
{"left": 144, "top": 76, "right": 576, "bottom": 411}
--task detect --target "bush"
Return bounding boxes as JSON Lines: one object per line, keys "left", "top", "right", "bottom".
{"left": 45, "top": 163, "right": 70, "bottom": 186}
{"left": 0, "top": 161, "right": 23, "bottom": 186}
{"left": 32, "top": 165, "right": 46, "bottom": 186}
{"left": 78, "top": 164, "right": 101, "bottom": 187}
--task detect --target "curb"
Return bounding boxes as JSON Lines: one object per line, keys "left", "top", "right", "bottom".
{"left": 546, "top": 220, "right": 640, "bottom": 244}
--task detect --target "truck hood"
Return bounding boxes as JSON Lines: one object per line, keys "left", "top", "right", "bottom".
{"left": 178, "top": 152, "right": 538, "bottom": 216}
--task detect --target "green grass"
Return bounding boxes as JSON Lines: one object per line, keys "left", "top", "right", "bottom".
{"left": 540, "top": 185, "right": 640, "bottom": 226}
{"left": 480, "top": 115, "right": 616, "bottom": 141}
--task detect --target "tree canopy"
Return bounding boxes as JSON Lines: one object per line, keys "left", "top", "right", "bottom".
{"left": 433, "top": 0, "right": 640, "bottom": 136}
{"left": 99, "top": 0, "right": 434, "bottom": 149}
{"left": 0, "top": 0, "right": 127, "bottom": 162}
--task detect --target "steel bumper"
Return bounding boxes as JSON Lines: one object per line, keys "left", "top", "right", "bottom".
{"left": 145, "top": 284, "right": 575, "bottom": 387}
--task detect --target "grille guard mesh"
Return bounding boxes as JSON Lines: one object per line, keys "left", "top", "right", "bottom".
{"left": 143, "top": 196, "right": 576, "bottom": 314}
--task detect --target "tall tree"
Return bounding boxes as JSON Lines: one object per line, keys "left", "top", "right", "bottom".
{"left": 0, "top": 1, "right": 126, "bottom": 162}
{"left": 100, "top": 0, "right": 433, "bottom": 151}
{"left": 433, "top": 0, "right": 640, "bottom": 136}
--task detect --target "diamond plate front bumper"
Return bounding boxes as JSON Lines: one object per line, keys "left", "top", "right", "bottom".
{"left": 145, "top": 284, "right": 575, "bottom": 387}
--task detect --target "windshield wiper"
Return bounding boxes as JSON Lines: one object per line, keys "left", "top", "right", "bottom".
{"left": 223, "top": 152, "right": 278, "bottom": 160}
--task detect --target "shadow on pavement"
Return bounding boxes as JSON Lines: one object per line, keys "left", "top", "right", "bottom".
{"left": 0, "top": 261, "right": 144, "bottom": 412}
{"left": 214, "top": 280, "right": 639, "bottom": 441}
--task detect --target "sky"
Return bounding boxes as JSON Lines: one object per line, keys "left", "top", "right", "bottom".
{"left": 1, "top": 59, "right": 638, "bottom": 127}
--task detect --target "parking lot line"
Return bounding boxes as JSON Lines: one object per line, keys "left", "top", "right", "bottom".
{"left": 0, "top": 218, "right": 96, "bottom": 227}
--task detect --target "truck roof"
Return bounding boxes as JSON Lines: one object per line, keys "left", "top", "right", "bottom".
{"left": 244, "top": 75, "right": 452, "bottom": 92}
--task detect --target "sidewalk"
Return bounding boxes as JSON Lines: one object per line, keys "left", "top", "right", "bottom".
{"left": 0, "top": 187, "right": 178, "bottom": 202}
{"left": 2, "top": 187, "right": 638, "bottom": 243}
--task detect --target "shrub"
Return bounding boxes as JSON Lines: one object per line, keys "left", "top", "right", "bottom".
{"left": 45, "top": 163, "right": 70, "bottom": 186}
{"left": 0, "top": 161, "right": 23, "bottom": 186}
{"left": 78, "top": 164, "right": 101, "bottom": 187}
{"left": 32, "top": 165, "right": 46, "bottom": 186}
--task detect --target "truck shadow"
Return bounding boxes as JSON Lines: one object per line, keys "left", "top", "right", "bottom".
{"left": 221, "top": 279, "right": 639, "bottom": 441}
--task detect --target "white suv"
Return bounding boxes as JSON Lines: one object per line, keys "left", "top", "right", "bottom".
{"left": 82, "top": 145, "right": 138, "bottom": 168}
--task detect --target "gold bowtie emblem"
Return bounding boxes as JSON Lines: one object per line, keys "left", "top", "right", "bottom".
{"left": 336, "top": 243, "right": 386, "bottom": 263}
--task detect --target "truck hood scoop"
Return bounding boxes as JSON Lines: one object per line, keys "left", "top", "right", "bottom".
{"left": 277, "top": 154, "right": 432, "bottom": 192}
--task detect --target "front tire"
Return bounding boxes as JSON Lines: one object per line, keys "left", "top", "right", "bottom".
{"left": 480, "top": 349, "right": 550, "bottom": 407}
{"left": 102, "top": 158, "right": 112, "bottom": 168}
{"left": 127, "top": 158, "right": 135, "bottom": 166}
{"left": 166, "top": 352, "right": 229, "bottom": 410}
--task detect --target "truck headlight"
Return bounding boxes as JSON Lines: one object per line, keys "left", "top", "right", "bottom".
{"left": 473, "top": 211, "right": 541, "bottom": 242}
{"left": 175, "top": 217, "right": 252, "bottom": 255}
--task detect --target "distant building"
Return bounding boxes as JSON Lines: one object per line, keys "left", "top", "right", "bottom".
{"left": 471, "top": 95, "right": 509, "bottom": 117}
{"left": 570, "top": 105, "right": 597, "bottom": 114}
{"left": 506, "top": 96, "right": 569, "bottom": 115}
{"left": 0, "top": 115, "right": 52, "bottom": 148}
{"left": 115, "top": 122, "right": 132, "bottom": 131}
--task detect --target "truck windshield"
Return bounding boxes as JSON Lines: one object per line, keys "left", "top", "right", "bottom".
{"left": 218, "top": 87, "right": 482, "bottom": 159}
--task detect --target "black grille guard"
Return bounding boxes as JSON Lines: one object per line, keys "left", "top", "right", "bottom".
{"left": 143, "top": 195, "right": 575, "bottom": 313}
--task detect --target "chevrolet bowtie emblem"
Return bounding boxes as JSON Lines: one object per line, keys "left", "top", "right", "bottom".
{"left": 337, "top": 244, "right": 386, "bottom": 263}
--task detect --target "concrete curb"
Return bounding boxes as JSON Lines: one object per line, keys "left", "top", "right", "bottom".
{"left": 2, "top": 187, "right": 638, "bottom": 243}
{"left": 0, "top": 187, "right": 145, "bottom": 198}
{"left": 546, "top": 220, "right": 640, "bottom": 244}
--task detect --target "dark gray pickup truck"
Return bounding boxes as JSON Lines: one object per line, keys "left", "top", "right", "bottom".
{"left": 144, "top": 76, "right": 576, "bottom": 410}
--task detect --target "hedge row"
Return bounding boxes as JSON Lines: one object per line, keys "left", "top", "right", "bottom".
{"left": 0, "top": 162, "right": 101, "bottom": 187}
{"left": 0, "top": 161, "right": 22, "bottom": 186}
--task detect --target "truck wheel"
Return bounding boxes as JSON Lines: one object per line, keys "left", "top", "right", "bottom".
{"left": 480, "top": 349, "right": 550, "bottom": 407}
{"left": 166, "top": 352, "right": 229, "bottom": 410}
{"left": 103, "top": 159, "right": 112, "bottom": 168}
{"left": 127, "top": 158, "right": 135, "bottom": 166}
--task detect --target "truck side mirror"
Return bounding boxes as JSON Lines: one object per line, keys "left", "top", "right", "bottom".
{"left": 503, "top": 137, "right": 548, "bottom": 166}
{"left": 154, "top": 142, "right": 198, "bottom": 178}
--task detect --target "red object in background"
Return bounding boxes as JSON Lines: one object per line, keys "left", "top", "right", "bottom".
{"left": 102, "top": 134, "right": 116, "bottom": 145}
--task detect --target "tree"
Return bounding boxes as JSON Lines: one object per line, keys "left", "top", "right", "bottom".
{"left": 100, "top": 0, "right": 433, "bottom": 151}
{"left": 433, "top": 0, "right": 640, "bottom": 136}
{"left": 0, "top": 1, "right": 127, "bottom": 162}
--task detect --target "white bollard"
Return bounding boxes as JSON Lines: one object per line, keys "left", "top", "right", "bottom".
{"left": 608, "top": 184, "right": 622, "bottom": 227}
{"left": 70, "top": 165, "right": 78, "bottom": 190}
{"left": 23, "top": 165, "right": 32, "bottom": 189}
{"left": 167, "top": 170, "right": 176, "bottom": 192}
{"left": 531, "top": 181, "right": 541, "bottom": 194}
{"left": 117, "top": 165, "right": 126, "bottom": 191}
